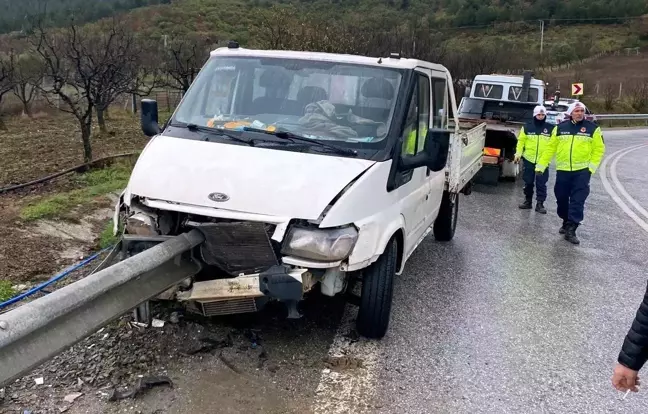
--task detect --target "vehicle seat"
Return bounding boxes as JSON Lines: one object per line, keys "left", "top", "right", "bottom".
{"left": 296, "top": 86, "right": 328, "bottom": 114}
{"left": 250, "top": 68, "right": 292, "bottom": 115}
{"left": 357, "top": 77, "right": 395, "bottom": 122}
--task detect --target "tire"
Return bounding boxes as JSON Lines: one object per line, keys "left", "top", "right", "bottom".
{"left": 356, "top": 238, "right": 397, "bottom": 339}
{"left": 434, "top": 190, "right": 459, "bottom": 242}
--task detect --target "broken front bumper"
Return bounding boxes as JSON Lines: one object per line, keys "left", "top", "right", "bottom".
{"left": 177, "top": 265, "right": 309, "bottom": 317}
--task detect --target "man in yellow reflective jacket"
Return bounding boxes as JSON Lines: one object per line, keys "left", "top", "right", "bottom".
{"left": 535, "top": 101, "right": 606, "bottom": 244}
{"left": 514, "top": 105, "right": 554, "bottom": 213}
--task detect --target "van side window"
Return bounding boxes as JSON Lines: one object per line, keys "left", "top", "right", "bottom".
{"left": 402, "top": 73, "right": 430, "bottom": 156}
{"left": 431, "top": 78, "right": 447, "bottom": 129}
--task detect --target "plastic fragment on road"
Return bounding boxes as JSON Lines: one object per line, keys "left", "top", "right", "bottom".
{"left": 64, "top": 392, "right": 83, "bottom": 403}
{"left": 107, "top": 376, "right": 173, "bottom": 401}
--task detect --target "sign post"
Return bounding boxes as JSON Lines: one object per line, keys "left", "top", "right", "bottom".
{"left": 571, "top": 83, "right": 584, "bottom": 96}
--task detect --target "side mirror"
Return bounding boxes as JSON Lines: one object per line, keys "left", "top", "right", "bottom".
{"left": 398, "top": 129, "right": 451, "bottom": 172}
{"left": 141, "top": 99, "right": 161, "bottom": 137}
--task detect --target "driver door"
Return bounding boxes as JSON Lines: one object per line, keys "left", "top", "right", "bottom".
{"left": 399, "top": 70, "right": 433, "bottom": 257}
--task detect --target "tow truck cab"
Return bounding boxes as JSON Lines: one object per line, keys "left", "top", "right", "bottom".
{"left": 457, "top": 72, "right": 546, "bottom": 185}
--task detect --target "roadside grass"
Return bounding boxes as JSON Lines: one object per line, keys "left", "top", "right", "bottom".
{"left": 0, "top": 280, "right": 16, "bottom": 302}
{"left": 19, "top": 161, "right": 135, "bottom": 222}
{"left": 98, "top": 219, "right": 122, "bottom": 249}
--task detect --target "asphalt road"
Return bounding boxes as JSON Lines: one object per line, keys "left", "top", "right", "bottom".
{"left": 354, "top": 128, "right": 648, "bottom": 413}
{"left": 6, "top": 130, "right": 647, "bottom": 414}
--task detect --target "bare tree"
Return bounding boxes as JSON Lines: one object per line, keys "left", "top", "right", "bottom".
{"left": 0, "top": 52, "right": 14, "bottom": 129}
{"left": 88, "top": 20, "right": 147, "bottom": 132}
{"left": 30, "top": 20, "right": 141, "bottom": 162}
{"left": 602, "top": 82, "right": 616, "bottom": 111}
{"left": 163, "top": 35, "right": 212, "bottom": 94}
{"left": 628, "top": 79, "right": 648, "bottom": 113}
{"left": 11, "top": 51, "right": 45, "bottom": 117}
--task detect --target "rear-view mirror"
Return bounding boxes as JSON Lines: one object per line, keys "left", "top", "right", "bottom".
{"left": 398, "top": 129, "right": 451, "bottom": 172}
{"left": 141, "top": 99, "right": 161, "bottom": 137}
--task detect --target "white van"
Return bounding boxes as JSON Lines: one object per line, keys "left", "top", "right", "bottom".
{"left": 114, "top": 44, "right": 486, "bottom": 338}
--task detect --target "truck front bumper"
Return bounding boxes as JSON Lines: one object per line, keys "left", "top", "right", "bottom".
{"left": 176, "top": 265, "right": 308, "bottom": 317}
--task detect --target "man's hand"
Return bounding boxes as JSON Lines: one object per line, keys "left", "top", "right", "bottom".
{"left": 612, "top": 363, "right": 641, "bottom": 392}
{"left": 513, "top": 155, "right": 521, "bottom": 164}
{"left": 535, "top": 170, "right": 543, "bottom": 176}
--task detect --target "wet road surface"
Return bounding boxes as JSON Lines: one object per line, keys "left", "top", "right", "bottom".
{"left": 8, "top": 130, "right": 647, "bottom": 414}
{"left": 365, "top": 129, "right": 648, "bottom": 413}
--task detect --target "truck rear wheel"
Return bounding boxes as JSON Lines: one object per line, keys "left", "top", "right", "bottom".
{"left": 356, "top": 238, "right": 397, "bottom": 339}
{"left": 434, "top": 191, "right": 459, "bottom": 242}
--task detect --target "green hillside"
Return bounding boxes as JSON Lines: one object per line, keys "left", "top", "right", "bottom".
{"left": 3, "top": 0, "right": 646, "bottom": 35}
{"left": 2, "top": 0, "right": 647, "bottom": 82}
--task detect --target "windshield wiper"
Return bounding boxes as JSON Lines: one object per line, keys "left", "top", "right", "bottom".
{"left": 170, "top": 122, "right": 255, "bottom": 146}
{"left": 243, "top": 127, "right": 357, "bottom": 157}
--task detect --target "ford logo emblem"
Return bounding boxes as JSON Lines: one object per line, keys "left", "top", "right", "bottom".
{"left": 208, "top": 192, "right": 230, "bottom": 202}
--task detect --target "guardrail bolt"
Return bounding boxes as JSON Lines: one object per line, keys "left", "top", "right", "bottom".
{"left": 0, "top": 320, "right": 8, "bottom": 330}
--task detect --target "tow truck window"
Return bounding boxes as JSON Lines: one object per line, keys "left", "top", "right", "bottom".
{"left": 474, "top": 83, "right": 503, "bottom": 99}
{"left": 508, "top": 86, "right": 539, "bottom": 102}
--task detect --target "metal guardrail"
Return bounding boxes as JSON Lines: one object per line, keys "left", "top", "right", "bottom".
{"left": 595, "top": 114, "right": 648, "bottom": 120}
{"left": 0, "top": 230, "right": 204, "bottom": 387}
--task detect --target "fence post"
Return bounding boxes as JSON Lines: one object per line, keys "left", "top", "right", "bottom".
{"left": 618, "top": 83, "right": 623, "bottom": 100}
{"left": 131, "top": 93, "right": 137, "bottom": 114}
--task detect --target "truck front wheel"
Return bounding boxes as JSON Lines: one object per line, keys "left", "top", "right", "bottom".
{"left": 434, "top": 191, "right": 459, "bottom": 242}
{"left": 356, "top": 238, "right": 397, "bottom": 339}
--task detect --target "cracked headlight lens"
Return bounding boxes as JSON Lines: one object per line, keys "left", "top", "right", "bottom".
{"left": 281, "top": 226, "right": 358, "bottom": 261}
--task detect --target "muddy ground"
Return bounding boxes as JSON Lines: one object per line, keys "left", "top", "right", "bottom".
{"left": 0, "top": 111, "right": 146, "bottom": 187}
{"left": 0, "top": 111, "right": 353, "bottom": 413}
{"left": 0, "top": 110, "right": 147, "bottom": 285}
{"left": 1, "top": 296, "right": 348, "bottom": 414}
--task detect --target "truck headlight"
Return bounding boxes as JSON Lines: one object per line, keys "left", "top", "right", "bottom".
{"left": 281, "top": 226, "right": 359, "bottom": 261}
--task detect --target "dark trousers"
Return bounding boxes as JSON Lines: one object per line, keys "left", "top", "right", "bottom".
{"left": 522, "top": 158, "right": 549, "bottom": 202}
{"left": 554, "top": 169, "right": 591, "bottom": 225}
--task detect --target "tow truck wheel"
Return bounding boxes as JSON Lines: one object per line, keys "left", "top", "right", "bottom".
{"left": 433, "top": 191, "right": 459, "bottom": 242}
{"left": 356, "top": 238, "right": 397, "bottom": 339}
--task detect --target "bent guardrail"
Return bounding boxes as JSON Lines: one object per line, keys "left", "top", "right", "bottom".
{"left": 0, "top": 230, "right": 204, "bottom": 387}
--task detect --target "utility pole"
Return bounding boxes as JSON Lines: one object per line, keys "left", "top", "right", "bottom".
{"left": 539, "top": 20, "right": 544, "bottom": 55}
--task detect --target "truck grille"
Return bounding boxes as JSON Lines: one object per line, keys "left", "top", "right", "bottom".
{"left": 193, "top": 221, "right": 279, "bottom": 276}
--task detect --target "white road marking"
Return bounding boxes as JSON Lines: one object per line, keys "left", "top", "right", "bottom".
{"left": 600, "top": 143, "right": 648, "bottom": 233}
{"left": 610, "top": 144, "right": 648, "bottom": 221}
{"left": 314, "top": 304, "right": 380, "bottom": 414}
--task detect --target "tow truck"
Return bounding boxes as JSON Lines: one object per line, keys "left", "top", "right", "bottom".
{"left": 457, "top": 71, "right": 546, "bottom": 185}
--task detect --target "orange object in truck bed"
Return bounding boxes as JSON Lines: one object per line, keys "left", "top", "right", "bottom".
{"left": 483, "top": 147, "right": 501, "bottom": 157}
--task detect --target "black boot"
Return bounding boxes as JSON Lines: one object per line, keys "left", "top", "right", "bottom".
{"left": 535, "top": 201, "right": 547, "bottom": 214}
{"left": 565, "top": 223, "right": 580, "bottom": 245}
{"left": 519, "top": 199, "right": 532, "bottom": 209}
{"left": 559, "top": 221, "right": 568, "bottom": 234}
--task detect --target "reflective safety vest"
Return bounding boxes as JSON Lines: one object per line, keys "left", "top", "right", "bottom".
{"left": 515, "top": 121, "right": 554, "bottom": 164}
{"left": 404, "top": 122, "right": 428, "bottom": 155}
{"left": 536, "top": 119, "right": 605, "bottom": 173}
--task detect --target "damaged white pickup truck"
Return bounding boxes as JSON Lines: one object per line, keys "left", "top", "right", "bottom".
{"left": 113, "top": 44, "right": 487, "bottom": 339}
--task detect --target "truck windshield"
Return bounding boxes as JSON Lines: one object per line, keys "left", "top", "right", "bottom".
{"left": 172, "top": 56, "right": 403, "bottom": 144}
